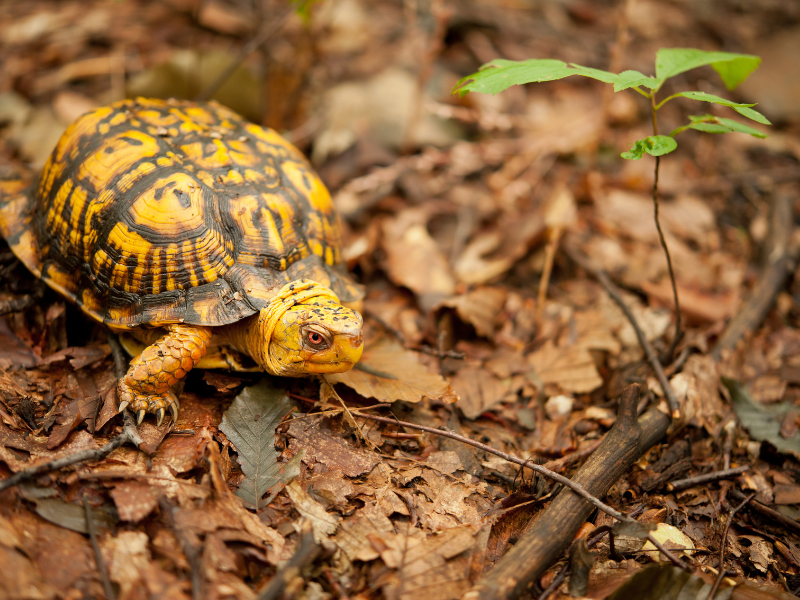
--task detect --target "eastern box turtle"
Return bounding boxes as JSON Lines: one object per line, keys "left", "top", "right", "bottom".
{"left": 0, "top": 97, "right": 364, "bottom": 424}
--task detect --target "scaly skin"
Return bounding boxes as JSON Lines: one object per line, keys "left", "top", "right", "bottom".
{"left": 116, "top": 281, "right": 363, "bottom": 426}
{"left": 117, "top": 324, "right": 211, "bottom": 425}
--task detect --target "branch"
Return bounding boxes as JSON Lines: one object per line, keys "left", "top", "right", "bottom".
{"left": 466, "top": 385, "right": 672, "bottom": 600}
{"left": 712, "top": 193, "right": 798, "bottom": 360}
{"left": 564, "top": 244, "right": 680, "bottom": 417}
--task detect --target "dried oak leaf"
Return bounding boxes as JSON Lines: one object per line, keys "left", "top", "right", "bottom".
{"left": 381, "top": 524, "right": 480, "bottom": 600}
{"left": 326, "top": 338, "right": 453, "bottom": 403}
{"left": 219, "top": 379, "right": 301, "bottom": 509}
{"left": 287, "top": 417, "right": 379, "bottom": 477}
{"left": 285, "top": 480, "right": 339, "bottom": 543}
{"left": 527, "top": 340, "right": 603, "bottom": 394}
{"left": 450, "top": 365, "right": 509, "bottom": 420}
{"left": 437, "top": 286, "right": 507, "bottom": 339}
{"left": 110, "top": 481, "right": 158, "bottom": 522}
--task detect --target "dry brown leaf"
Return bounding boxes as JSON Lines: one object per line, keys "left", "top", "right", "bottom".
{"left": 334, "top": 504, "right": 395, "bottom": 561}
{"left": 382, "top": 213, "right": 456, "bottom": 307}
{"left": 285, "top": 481, "right": 340, "bottom": 543}
{"left": 437, "top": 286, "right": 507, "bottom": 338}
{"left": 528, "top": 340, "right": 603, "bottom": 394}
{"left": 326, "top": 339, "right": 453, "bottom": 403}
{"left": 381, "top": 525, "right": 479, "bottom": 600}
{"left": 287, "top": 417, "right": 379, "bottom": 477}
{"left": 450, "top": 365, "right": 510, "bottom": 420}
{"left": 110, "top": 481, "right": 158, "bottom": 523}
{"left": 641, "top": 523, "right": 695, "bottom": 562}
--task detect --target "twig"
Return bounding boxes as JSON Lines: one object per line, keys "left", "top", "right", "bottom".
{"left": 159, "top": 497, "right": 203, "bottom": 600}
{"left": 467, "top": 387, "right": 674, "bottom": 599}
{"left": 195, "top": 4, "right": 293, "bottom": 102}
{"left": 706, "top": 493, "right": 756, "bottom": 600}
{"left": 83, "top": 494, "right": 116, "bottom": 600}
{"left": 565, "top": 245, "right": 680, "bottom": 417}
{"left": 666, "top": 465, "right": 750, "bottom": 493}
{"left": 364, "top": 309, "right": 465, "bottom": 359}
{"left": 0, "top": 430, "right": 133, "bottom": 493}
{"left": 354, "top": 412, "right": 634, "bottom": 525}
{"left": 729, "top": 489, "right": 800, "bottom": 534}
{"left": 256, "top": 525, "right": 321, "bottom": 600}
{"left": 712, "top": 194, "right": 798, "bottom": 360}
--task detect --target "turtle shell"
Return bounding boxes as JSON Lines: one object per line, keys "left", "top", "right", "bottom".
{"left": 0, "top": 97, "right": 363, "bottom": 328}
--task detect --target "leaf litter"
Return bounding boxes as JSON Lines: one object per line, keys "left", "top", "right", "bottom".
{"left": 1, "top": 0, "right": 800, "bottom": 598}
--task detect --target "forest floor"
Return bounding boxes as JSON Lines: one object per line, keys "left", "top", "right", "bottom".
{"left": 1, "top": 0, "right": 800, "bottom": 599}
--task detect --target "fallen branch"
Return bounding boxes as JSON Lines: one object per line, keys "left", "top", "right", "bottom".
{"left": 712, "top": 193, "right": 798, "bottom": 360}
{"left": 565, "top": 244, "right": 680, "bottom": 418}
{"left": 0, "top": 410, "right": 147, "bottom": 493}
{"left": 356, "top": 409, "right": 635, "bottom": 525}
{"left": 465, "top": 384, "right": 673, "bottom": 600}
{"left": 729, "top": 489, "right": 800, "bottom": 535}
{"left": 706, "top": 493, "right": 756, "bottom": 600}
{"left": 666, "top": 465, "right": 750, "bottom": 493}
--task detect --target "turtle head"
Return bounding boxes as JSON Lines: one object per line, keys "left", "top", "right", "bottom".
{"left": 255, "top": 280, "right": 363, "bottom": 376}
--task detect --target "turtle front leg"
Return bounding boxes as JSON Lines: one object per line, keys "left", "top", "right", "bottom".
{"left": 117, "top": 325, "right": 211, "bottom": 425}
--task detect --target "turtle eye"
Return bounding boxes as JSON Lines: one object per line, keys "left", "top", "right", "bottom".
{"left": 303, "top": 328, "right": 330, "bottom": 350}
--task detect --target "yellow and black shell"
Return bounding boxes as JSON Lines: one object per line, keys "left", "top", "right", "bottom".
{"left": 0, "top": 97, "right": 362, "bottom": 328}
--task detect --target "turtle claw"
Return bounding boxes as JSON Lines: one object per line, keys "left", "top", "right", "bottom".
{"left": 156, "top": 408, "right": 165, "bottom": 427}
{"left": 137, "top": 410, "right": 146, "bottom": 425}
{"left": 169, "top": 403, "right": 179, "bottom": 423}
{"left": 117, "top": 400, "right": 130, "bottom": 414}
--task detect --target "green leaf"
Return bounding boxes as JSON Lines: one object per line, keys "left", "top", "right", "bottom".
{"left": 712, "top": 56, "right": 762, "bottom": 91}
{"left": 670, "top": 114, "right": 768, "bottom": 139}
{"left": 724, "top": 377, "right": 800, "bottom": 460}
{"left": 671, "top": 90, "right": 755, "bottom": 108}
{"left": 655, "top": 48, "right": 761, "bottom": 89}
{"left": 717, "top": 117, "right": 767, "bottom": 138}
{"left": 613, "top": 70, "right": 659, "bottom": 92}
{"left": 219, "top": 379, "right": 301, "bottom": 509}
{"left": 621, "top": 135, "right": 677, "bottom": 160}
{"left": 734, "top": 105, "right": 771, "bottom": 125}
{"left": 452, "top": 58, "right": 616, "bottom": 97}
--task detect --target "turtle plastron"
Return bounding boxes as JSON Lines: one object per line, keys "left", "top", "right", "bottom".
{"left": 117, "top": 324, "right": 212, "bottom": 425}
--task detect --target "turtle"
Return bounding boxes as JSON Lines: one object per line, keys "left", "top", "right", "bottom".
{"left": 0, "top": 97, "right": 364, "bottom": 425}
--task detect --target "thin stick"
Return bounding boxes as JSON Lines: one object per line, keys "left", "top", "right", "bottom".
{"left": 159, "top": 497, "right": 203, "bottom": 600}
{"left": 354, "top": 412, "right": 636, "bottom": 525}
{"left": 195, "top": 5, "right": 293, "bottom": 102}
{"left": 256, "top": 526, "right": 321, "bottom": 600}
{"left": 666, "top": 465, "right": 750, "bottom": 493}
{"left": 564, "top": 245, "right": 679, "bottom": 417}
{"left": 706, "top": 493, "right": 756, "bottom": 600}
{"left": 729, "top": 489, "right": 800, "bottom": 534}
{"left": 83, "top": 494, "right": 116, "bottom": 600}
{"left": 0, "top": 432, "right": 131, "bottom": 493}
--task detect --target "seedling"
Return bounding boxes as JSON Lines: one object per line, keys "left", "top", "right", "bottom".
{"left": 453, "top": 48, "right": 770, "bottom": 360}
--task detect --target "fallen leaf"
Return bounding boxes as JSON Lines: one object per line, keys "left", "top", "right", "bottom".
{"left": 382, "top": 215, "right": 456, "bottom": 308}
{"left": 528, "top": 340, "right": 603, "bottom": 394}
{"left": 450, "top": 365, "right": 509, "bottom": 420}
{"left": 287, "top": 417, "right": 379, "bottom": 477}
{"left": 110, "top": 482, "right": 158, "bottom": 523}
{"left": 725, "top": 377, "right": 800, "bottom": 459}
{"left": 437, "top": 286, "right": 507, "bottom": 338}
{"left": 219, "top": 379, "right": 300, "bottom": 509}
{"left": 641, "top": 523, "right": 695, "bottom": 562}
{"left": 608, "top": 563, "right": 731, "bottom": 600}
{"left": 285, "top": 480, "right": 339, "bottom": 543}
{"left": 327, "top": 338, "right": 453, "bottom": 403}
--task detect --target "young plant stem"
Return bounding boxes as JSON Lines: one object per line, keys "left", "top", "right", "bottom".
{"left": 649, "top": 93, "right": 683, "bottom": 366}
